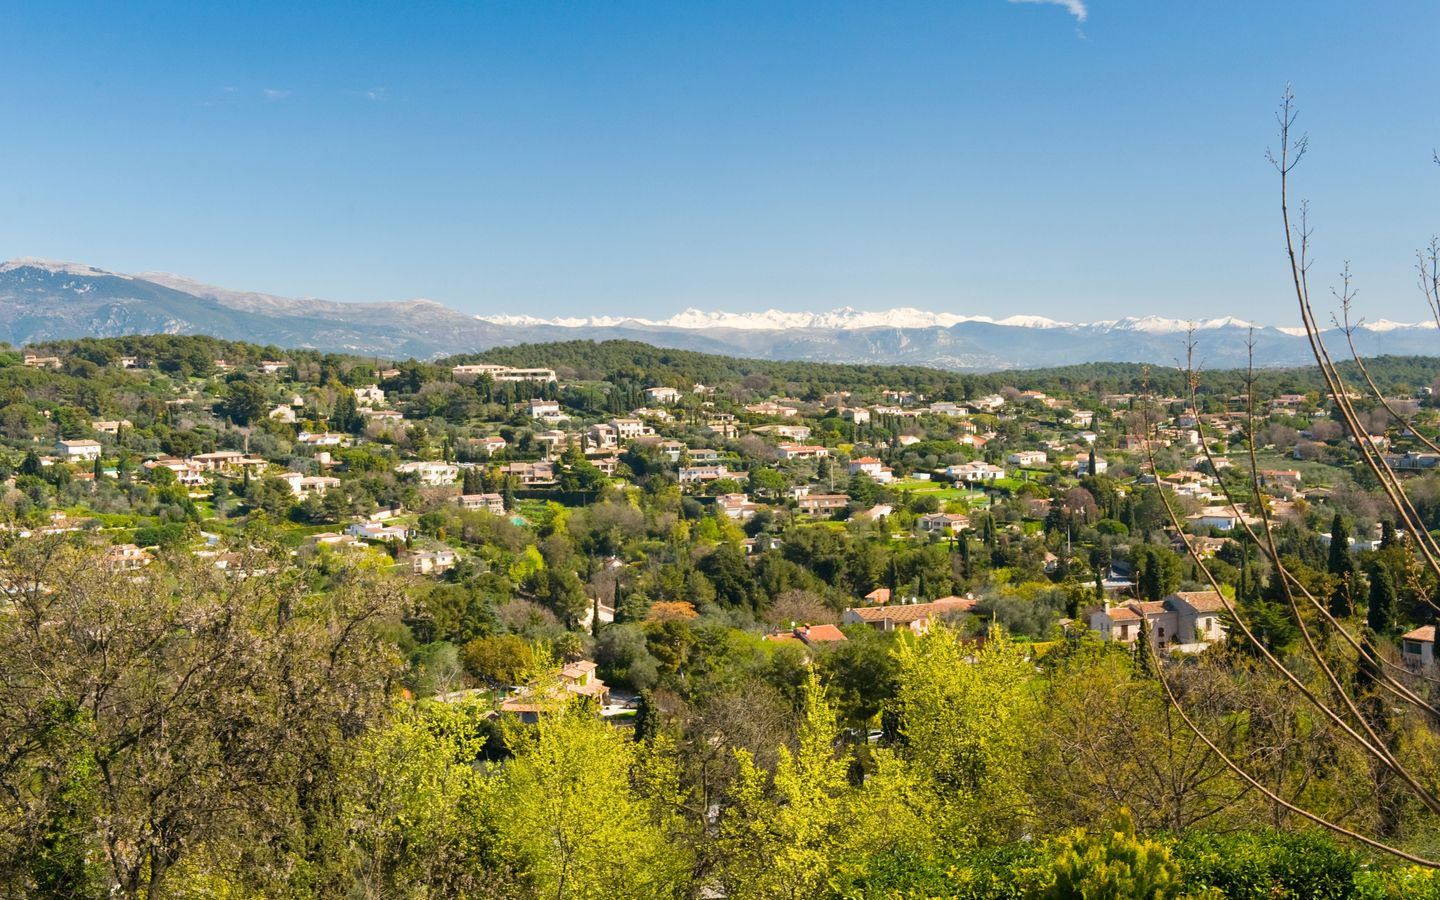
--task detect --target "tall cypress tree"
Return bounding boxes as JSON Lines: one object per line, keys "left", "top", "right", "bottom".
{"left": 1367, "top": 563, "right": 1398, "bottom": 634}
{"left": 1328, "top": 514, "right": 1354, "bottom": 577}
{"left": 1328, "top": 514, "right": 1356, "bottom": 617}
{"left": 1380, "top": 520, "right": 1398, "bottom": 549}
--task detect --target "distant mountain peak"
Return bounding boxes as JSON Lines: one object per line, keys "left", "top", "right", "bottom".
{"left": 0, "top": 258, "right": 127, "bottom": 278}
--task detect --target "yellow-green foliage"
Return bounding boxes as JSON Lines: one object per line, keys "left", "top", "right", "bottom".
{"left": 1040, "top": 810, "right": 1212, "bottom": 900}
{"left": 892, "top": 623, "right": 1038, "bottom": 844}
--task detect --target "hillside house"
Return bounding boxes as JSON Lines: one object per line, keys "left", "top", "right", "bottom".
{"left": 945, "top": 461, "right": 1004, "bottom": 483}
{"left": 586, "top": 424, "right": 618, "bottom": 452}
{"left": 1185, "top": 507, "right": 1254, "bottom": 531}
{"left": 1008, "top": 450, "right": 1048, "bottom": 466}
{"left": 1087, "top": 591, "right": 1227, "bottom": 650}
{"left": 644, "top": 386, "right": 681, "bottom": 404}
{"left": 745, "top": 401, "right": 798, "bottom": 418}
{"left": 848, "top": 456, "right": 894, "bottom": 483}
{"left": 680, "top": 464, "right": 734, "bottom": 484}
{"left": 796, "top": 493, "right": 849, "bottom": 516}
{"left": 346, "top": 522, "right": 411, "bottom": 542}
{"left": 354, "top": 385, "right": 386, "bottom": 406}
{"left": 715, "top": 493, "right": 761, "bottom": 521}
{"left": 104, "top": 543, "right": 152, "bottom": 570}
{"left": 777, "top": 443, "right": 830, "bottom": 460}
{"left": 503, "top": 461, "right": 556, "bottom": 486}
{"left": 452, "top": 363, "right": 558, "bottom": 382}
{"left": 1402, "top": 626, "right": 1436, "bottom": 674}
{"left": 192, "top": 451, "right": 267, "bottom": 474}
{"left": 55, "top": 439, "right": 102, "bottom": 461}
{"left": 1075, "top": 455, "right": 1108, "bottom": 475}
{"left": 280, "top": 473, "right": 341, "bottom": 497}
{"left": 409, "top": 548, "right": 458, "bottom": 575}
{"left": 917, "top": 512, "right": 970, "bottom": 536}
{"left": 395, "top": 461, "right": 459, "bottom": 486}
{"left": 842, "top": 596, "right": 976, "bottom": 635}
{"left": 526, "top": 399, "right": 563, "bottom": 420}
{"left": 609, "top": 417, "right": 650, "bottom": 440}
{"left": 752, "top": 424, "right": 813, "bottom": 441}
{"left": 456, "top": 493, "right": 506, "bottom": 515}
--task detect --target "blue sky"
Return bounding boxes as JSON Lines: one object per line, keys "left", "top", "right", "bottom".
{"left": 0, "top": 1, "right": 1436, "bottom": 325}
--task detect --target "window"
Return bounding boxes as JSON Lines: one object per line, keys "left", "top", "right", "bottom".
{"left": 1405, "top": 640, "right": 1423, "bottom": 656}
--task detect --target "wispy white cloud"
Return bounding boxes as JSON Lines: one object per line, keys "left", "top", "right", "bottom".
{"left": 1007, "top": 0, "right": 1087, "bottom": 22}
{"left": 262, "top": 88, "right": 292, "bottom": 102}
{"left": 358, "top": 87, "right": 388, "bottom": 102}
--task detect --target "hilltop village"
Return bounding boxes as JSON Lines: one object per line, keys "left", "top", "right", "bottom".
{"left": 4, "top": 334, "right": 1440, "bottom": 896}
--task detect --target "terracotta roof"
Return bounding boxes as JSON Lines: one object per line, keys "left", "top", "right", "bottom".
{"left": 847, "top": 597, "right": 974, "bottom": 624}
{"left": 864, "top": 587, "right": 892, "bottom": 604}
{"left": 797, "top": 624, "right": 847, "bottom": 643}
{"left": 561, "top": 660, "right": 597, "bottom": 679}
{"left": 1403, "top": 625, "right": 1436, "bottom": 642}
{"left": 1173, "top": 591, "right": 1227, "bottom": 613}
{"left": 1105, "top": 606, "right": 1142, "bottom": 622}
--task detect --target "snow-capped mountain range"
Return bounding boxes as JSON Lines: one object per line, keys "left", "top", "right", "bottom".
{"left": 478, "top": 307, "right": 1345, "bottom": 336}
{"left": 1, "top": 257, "right": 1436, "bottom": 371}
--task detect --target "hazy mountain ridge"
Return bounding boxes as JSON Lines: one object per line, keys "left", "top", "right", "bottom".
{"left": 2, "top": 258, "right": 1434, "bottom": 370}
